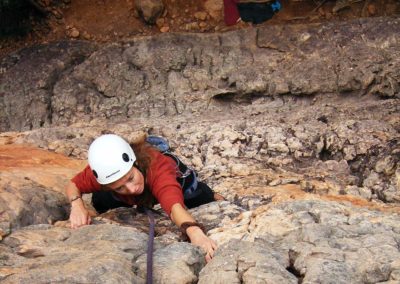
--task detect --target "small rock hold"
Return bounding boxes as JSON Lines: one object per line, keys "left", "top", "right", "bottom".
{"left": 135, "top": 0, "right": 165, "bottom": 24}
{"left": 160, "top": 26, "right": 169, "bottom": 33}
{"left": 199, "top": 22, "right": 207, "bottom": 28}
{"left": 17, "top": 245, "right": 45, "bottom": 258}
{"left": 185, "top": 22, "right": 199, "bottom": 31}
{"left": 204, "top": 0, "right": 223, "bottom": 19}
{"left": 375, "top": 156, "right": 395, "bottom": 175}
{"left": 69, "top": 28, "right": 80, "bottom": 38}
{"left": 269, "top": 179, "right": 282, "bottom": 186}
{"left": 300, "top": 180, "right": 315, "bottom": 193}
{"left": 194, "top": 11, "right": 208, "bottom": 21}
{"left": 156, "top": 18, "right": 165, "bottom": 28}
{"left": 82, "top": 31, "right": 91, "bottom": 40}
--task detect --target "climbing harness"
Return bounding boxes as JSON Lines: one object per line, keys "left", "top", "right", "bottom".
{"left": 146, "top": 135, "right": 200, "bottom": 199}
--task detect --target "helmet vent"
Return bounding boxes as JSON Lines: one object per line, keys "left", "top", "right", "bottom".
{"left": 92, "top": 170, "right": 98, "bottom": 178}
{"left": 122, "top": 153, "right": 130, "bottom": 162}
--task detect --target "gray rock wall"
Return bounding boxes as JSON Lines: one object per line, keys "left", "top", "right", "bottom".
{"left": 1, "top": 17, "right": 399, "bottom": 131}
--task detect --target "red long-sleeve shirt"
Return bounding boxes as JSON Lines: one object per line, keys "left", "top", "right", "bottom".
{"left": 71, "top": 148, "right": 185, "bottom": 216}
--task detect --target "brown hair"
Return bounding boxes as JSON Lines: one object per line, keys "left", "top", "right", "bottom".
{"left": 130, "top": 135, "right": 156, "bottom": 207}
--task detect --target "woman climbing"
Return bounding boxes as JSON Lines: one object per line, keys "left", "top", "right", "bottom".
{"left": 65, "top": 134, "right": 224, "bottom": 262}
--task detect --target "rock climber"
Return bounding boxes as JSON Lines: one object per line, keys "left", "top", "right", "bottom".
{"left": 65, "top": 134, "right": 224, "bottom": 262}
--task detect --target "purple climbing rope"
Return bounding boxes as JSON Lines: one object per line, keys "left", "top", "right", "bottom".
{"left": 144, "top": 207, "right": 155, "bottom": 284}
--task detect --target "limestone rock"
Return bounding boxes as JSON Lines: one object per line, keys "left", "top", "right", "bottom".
{"left": 136, "top": 242, "right": 205, "bottom": 283}
{"left": 135, "top": 0, "right": 165, "bottom": 24}
{"left": 198, "top": 239, "right": 297, "bottom": 284}
{"left": 0, "top": 145, "right": 84, "bottom": 232}
{"left": 204, "top": 0, "right": 223, "bottom": 19}
{"left": 1, "top": 224, "right": 148, "bottom": 283}
{"left": 194, "top": 11, "right": 208, "bottom": 21}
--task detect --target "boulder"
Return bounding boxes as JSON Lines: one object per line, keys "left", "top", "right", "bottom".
{"left": 135, "top": 0, "right": 165, "bottom": 24}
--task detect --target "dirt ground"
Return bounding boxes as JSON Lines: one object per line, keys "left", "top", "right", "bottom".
{"left": 1, "top": 0, "right": 400, "bottom": 58}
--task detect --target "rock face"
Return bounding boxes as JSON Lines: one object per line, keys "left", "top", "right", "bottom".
{"left": 0, "top": 41, "right": 97, "bottom": 132}
{"left": 206, "top": 201, "right": 400, "bottom": 283}
{"left": 0, "top": 16, "right": 400, "bottom": 283}
{"left": 0, "top": 145, "right": 84, "bottom": 238}
{"left": 1, "top": 17, "right": 399, "bottom": 132}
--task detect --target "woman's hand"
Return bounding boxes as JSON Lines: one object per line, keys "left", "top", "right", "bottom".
{"left": 186, "top": 226, "right": 218, "bottom": 262}
{"left": 65, "top": 182, "right": 91, "bottom": 229}
{"left": 170, "top": 203, "right": 218, "bottom": 262}
{"left": 69, "top": 200, "right": 91, "bottom": 229}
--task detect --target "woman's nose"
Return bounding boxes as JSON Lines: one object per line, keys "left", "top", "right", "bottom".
{"left": 124, "top": 182, "right": 136, "bottom": 193}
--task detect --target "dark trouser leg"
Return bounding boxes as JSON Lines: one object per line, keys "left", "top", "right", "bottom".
{"left": 184, "top": 182, "right": 215, "bottom": 209}
{"left": 91, "top": 191, "right": 131, "bottom": 214}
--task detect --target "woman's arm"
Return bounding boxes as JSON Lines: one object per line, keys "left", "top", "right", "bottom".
{"left": 147, "top": 151, "right": 217, "bottom": 261}
{"left": 65, "top": 181, "right": 91, "bottom": 229}
{"left": 170, "top": 203, "right": 217, "bottom": 263}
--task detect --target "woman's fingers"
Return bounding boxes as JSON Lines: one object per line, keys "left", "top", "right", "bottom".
{"left": 69, "top": 206, "right": 91, "bottom": 229}
{"left": 70, "top": 214, "right": 90, "bottom": 229}
{"left": 201, "top": 241, "right": 217, "bottom": 263}
{"left": 205, "top": 252, "right": 212, "bottom": 263}
{"left": 70, "top": 219, "right": 80, "bottom": 229}
{"left": 175, "top": 223, "right": 217, "bottom": 263}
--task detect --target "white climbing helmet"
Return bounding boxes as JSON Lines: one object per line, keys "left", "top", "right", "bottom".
{"left": 88, "top": 134, "right": 136, "bottom": 185}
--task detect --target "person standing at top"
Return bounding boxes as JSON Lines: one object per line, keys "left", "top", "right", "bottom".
{"left": 65, "top": 134, "right": 223, "bottom": 262}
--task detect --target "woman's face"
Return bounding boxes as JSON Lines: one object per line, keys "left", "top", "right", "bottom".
{"left": 106, "top": 166, "right": 144, "bottom": 195}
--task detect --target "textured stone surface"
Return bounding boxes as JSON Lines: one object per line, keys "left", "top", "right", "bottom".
{"left": 0, "top": 41, "right": 97, "bottom": 132}
{"left": 0, "top": 145, "right": 85, "bottom": 236}
{"left": 206, "top": 200, "right": 400, "bottom": 283}
{"left": 0, "top": 15, "right": 400, "bottom": 284}
{"left": 0, "top": 224, "right": 148, "bottom": 283}
{"left": 0, "top": 144, "right": 399, "bottom": 283}
{"left": 198, "top": 239, "right": 297, "bottom": 284}
{"left": 1, "top": 17, "right": 399, "bottom": 132}
{"left": 2, "top": 198, "right": 400, "bottom": 283}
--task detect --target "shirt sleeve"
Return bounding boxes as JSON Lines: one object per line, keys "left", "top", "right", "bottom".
{"left": 147, "top": 150, "right": 185, "bottom": 216}
{"left": 71, "top": 165, "right": 102, "bottom": 193}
